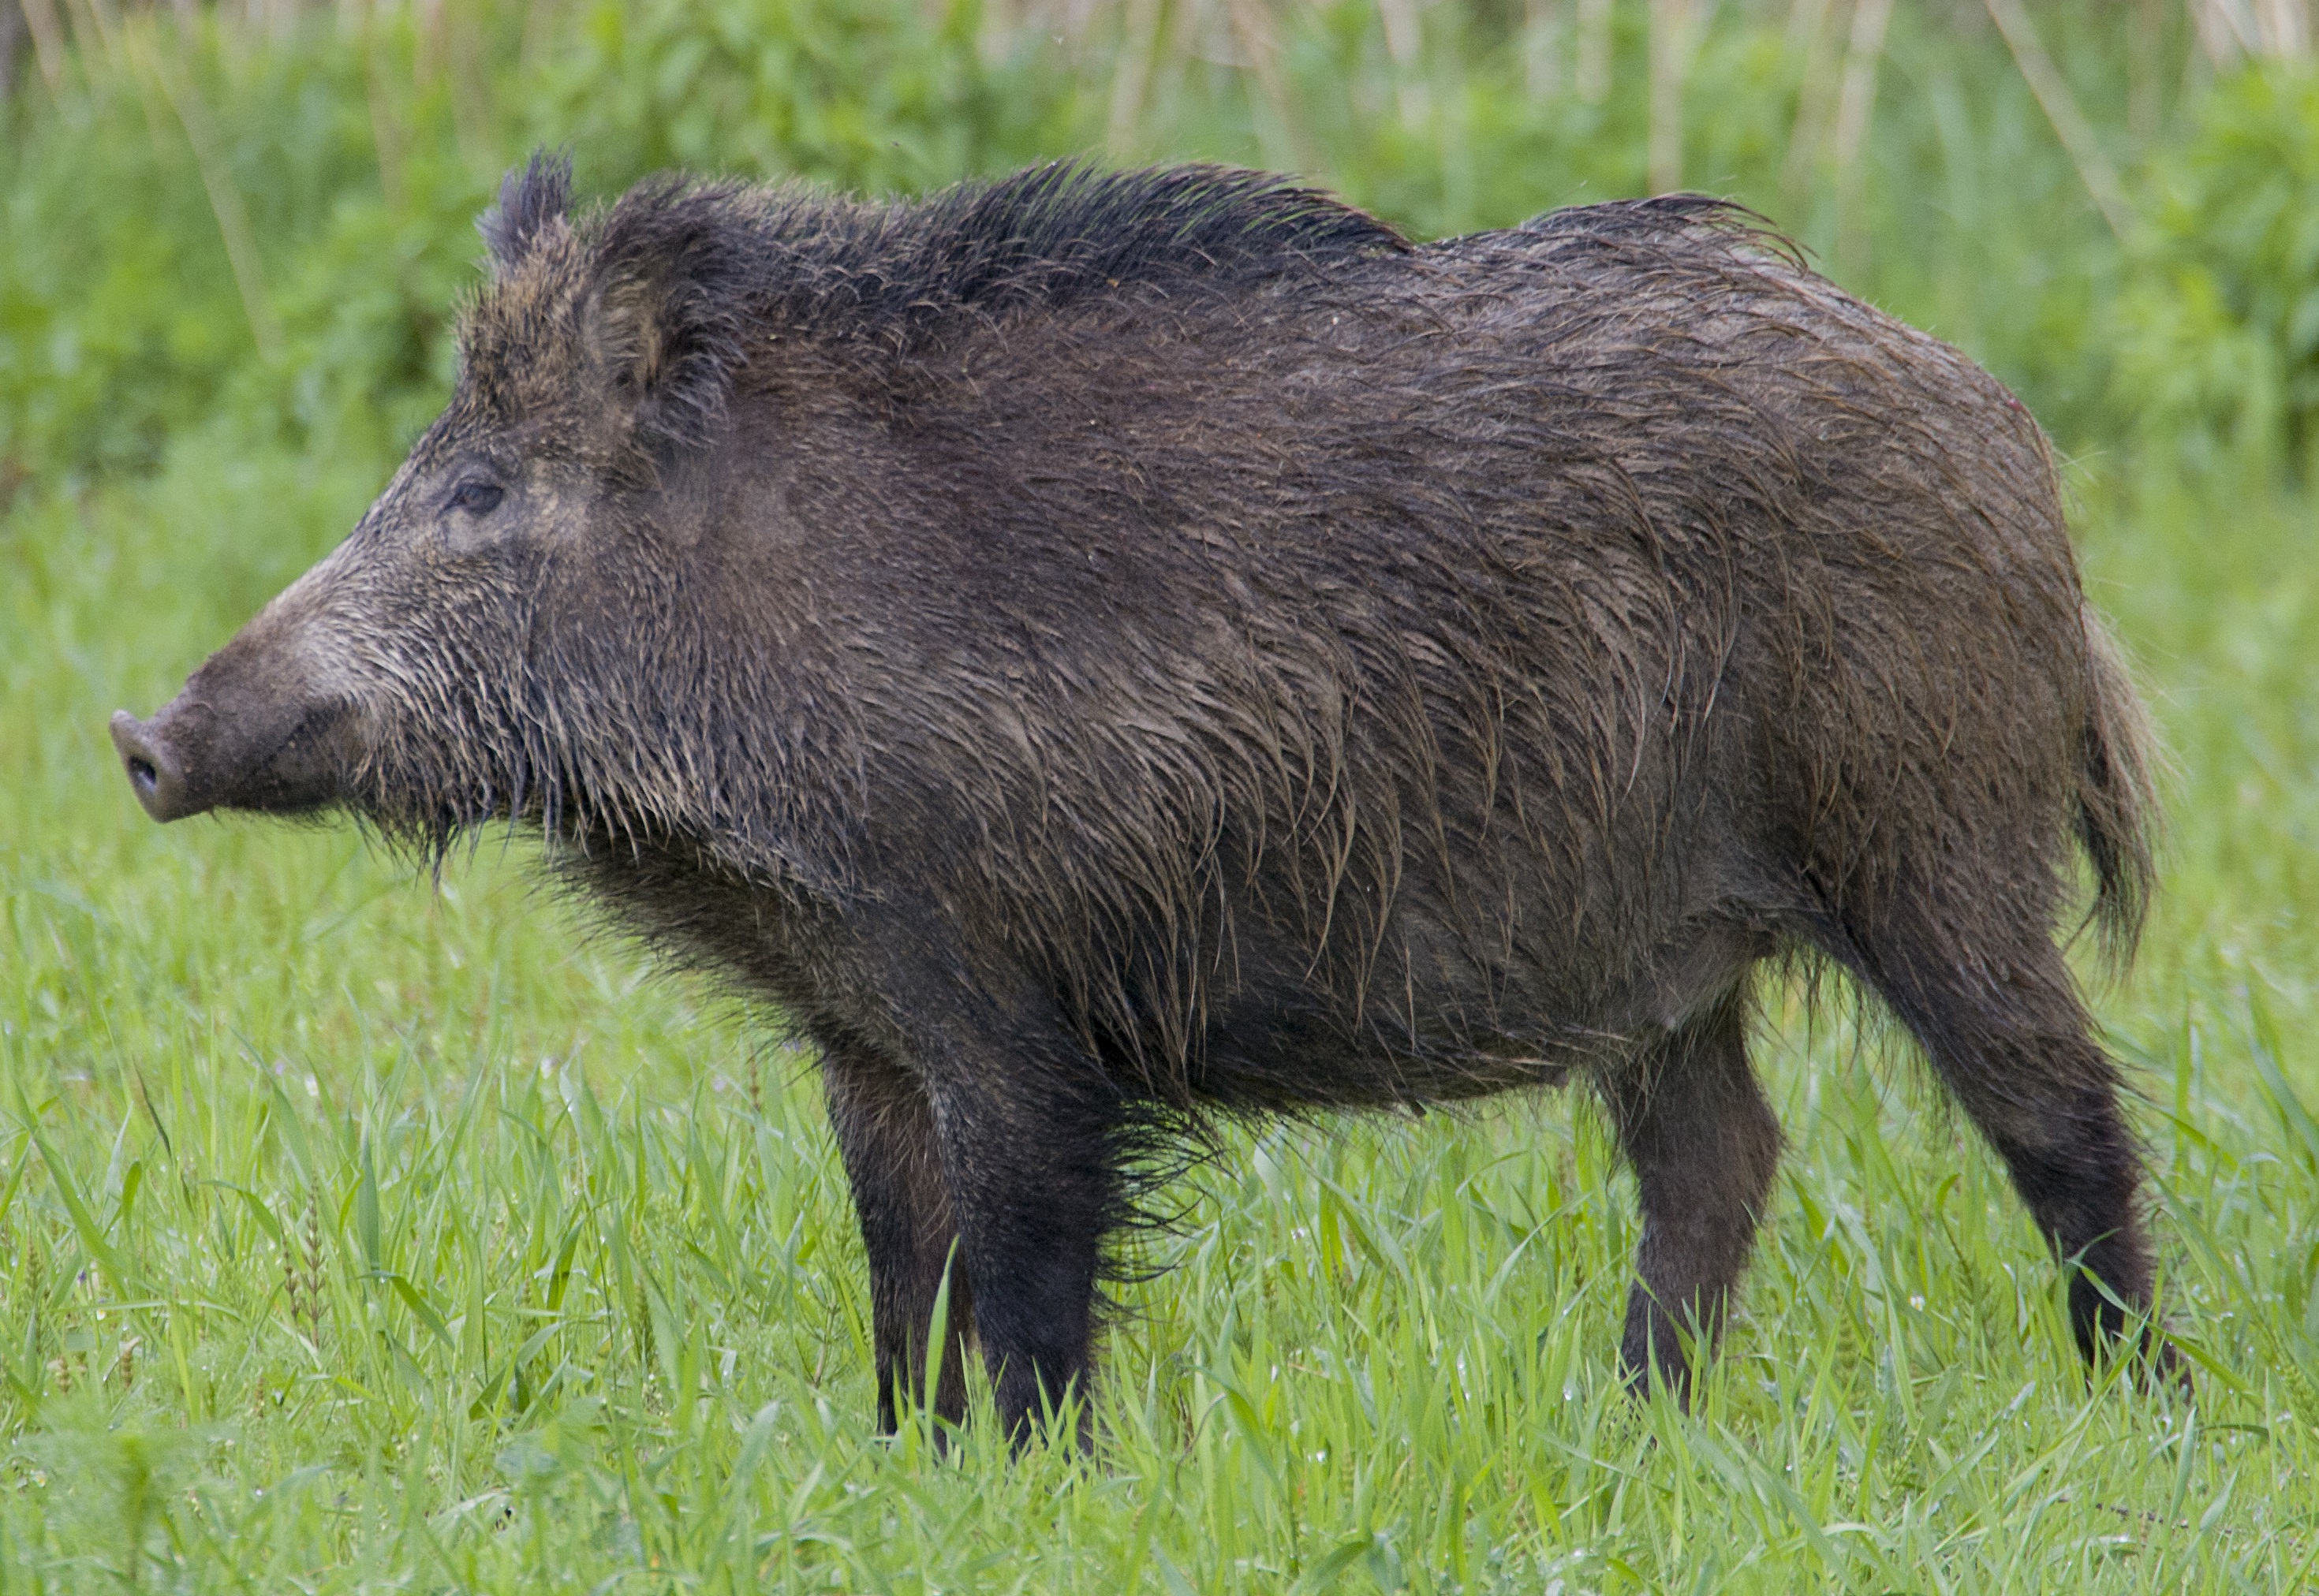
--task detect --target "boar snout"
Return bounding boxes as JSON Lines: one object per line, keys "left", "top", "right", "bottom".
{"left": 110, "top": 708, "right": 196, "bottom": 821}
{"left": 109, "top": 672, "right": 353, "bottom": 824}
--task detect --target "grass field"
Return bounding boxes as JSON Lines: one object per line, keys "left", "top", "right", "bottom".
{"left": 6, "top": 3, "right": 2319, "bottom": 1591}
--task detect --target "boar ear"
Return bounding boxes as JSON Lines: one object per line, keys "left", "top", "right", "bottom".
{"left": 584, "top": 184, "right": 752, "bottom": 462}
{"left": 479, "top": 149, "right": 573, "bottom": 273}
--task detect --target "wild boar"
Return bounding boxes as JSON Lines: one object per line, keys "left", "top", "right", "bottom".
{"left": 112, "top": 155, "right": 2175, "bottom": 1441}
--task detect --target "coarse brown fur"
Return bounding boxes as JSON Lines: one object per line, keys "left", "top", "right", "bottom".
{"left": 112, "top": 154, "right": 2175, "bottom": 1441}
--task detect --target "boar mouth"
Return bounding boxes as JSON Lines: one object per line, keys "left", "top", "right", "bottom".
{"left": 110, "top": 697, "right": 352, "bottom": 823}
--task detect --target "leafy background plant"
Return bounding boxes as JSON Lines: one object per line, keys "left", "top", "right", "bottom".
{"left": 2112, "top": 67, "right": 2319, "bottom": 477}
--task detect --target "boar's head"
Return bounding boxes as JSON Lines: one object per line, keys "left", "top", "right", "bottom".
{"left": 110, "top": 155, "right": 775, "bottom": 863}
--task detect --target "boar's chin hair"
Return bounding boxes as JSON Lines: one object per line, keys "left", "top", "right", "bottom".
{"left": 334, "top": 656, "right": 645, "bottom": 877}
{"left": 350, "top": 725, "right": 663, "bottom": 876}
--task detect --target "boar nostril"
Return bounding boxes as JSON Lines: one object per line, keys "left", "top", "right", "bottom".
{"left": 110, "top": 709, "right": 197, "bottom": 821}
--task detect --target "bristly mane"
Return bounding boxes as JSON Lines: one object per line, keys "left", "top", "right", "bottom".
{"left": 481, "top": 155, "right": 1410, "bottom": 353}
{"left": 748, "top": 160, "right": 1410, "bottom": 341}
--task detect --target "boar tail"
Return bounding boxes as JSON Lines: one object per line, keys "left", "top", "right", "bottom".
{"left": 2074, "top": 611, "right": 2160, "bottom": 971}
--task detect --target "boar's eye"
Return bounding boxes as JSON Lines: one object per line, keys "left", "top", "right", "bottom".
{"left": 450, "top": 480, "right": 504, "bottom": 516}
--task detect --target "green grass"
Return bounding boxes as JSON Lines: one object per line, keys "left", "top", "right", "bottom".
{"left": 5, "top": 2, "right": 2319, "bottom": 1589}
{"left": 0, "top": 375, "right": 2315, "bottom": 1596}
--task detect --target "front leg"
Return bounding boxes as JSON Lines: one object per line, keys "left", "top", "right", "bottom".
{"left": 823, "top": 1040, "right": 976, "bottom": 1434}
{"left": 924, "top": 1053, "right": 1123, "bottom": 1449}
{"left": 814, "top": 897, "right": 1130, "bottom": 1447}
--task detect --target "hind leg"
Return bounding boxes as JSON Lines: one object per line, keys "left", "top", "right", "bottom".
{"left": 1600, "top": 980, "right": 1783, "bottom": 1405}
{"left": 1817, "top": 897, "right": 2180, "bottom": 1384}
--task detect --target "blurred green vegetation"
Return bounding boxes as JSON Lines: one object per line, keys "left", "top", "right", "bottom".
{"left": 3, "top": 2, "right": 2318, "bottom": 1590}
{"left": 2114, "top": 67, "right": 2319, "bottom": 478}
